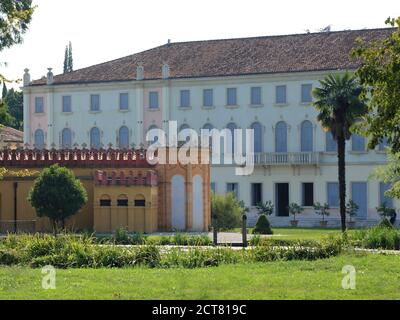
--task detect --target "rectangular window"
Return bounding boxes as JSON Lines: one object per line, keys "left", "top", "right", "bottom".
{"left": 180, "top": 90, "right": 190, "bottom": 108}
{"left": 203, "top": 89, "right": 213, "bottom": 107}
{"left": 117, "top": 199, "right": 129, "bottom": 207}
{"left": 251, "top": 183, "right": 263, "bottom": 206}
{"left": 149, "top": 91, "right": 159, "bottom": 109}
{"left": 379, "top": 138, "right": 388, "bottom": 151}
{"left": 351, "top": 182, "right": 368, "bottom": 218}
{"left": 134, "top": 199, "right": 146, "bottom": 207}
{"left": 379, "top": 182, "right": 393, "bottom": 207}
{"left": 62, "top": 96, "right": 71, "bottom": 113}
{"left": 302, "top": 183, "right": 314, "bottom": 206}
{"left": 90, "top": 94, "right": 100, "bottom": 111}
{"left": 327, "top": 182, "right": 339, "bottom": 207}
{"left": 211, "top": 182, "right": 216, "bottom": 193}
{"left": 227, "top": 183, "right": 239, "bottom": 199}
{"left": 35, "top": 97, "right": 44, "bottom": 113}
{"left": 227, "top": 88, "right": 237, "bottom": 106}
{"left": 301, "top": 84, "right": 313, "bottom": 103}
{"left": 276, "top": 85, "right": 287, "bottom": 104}
{"left": 250, "top": 87, "right": 262, "bottom": 105}
{"left": 326, "top": 131, "right": 337, "bottom": 152}
{"left": 119, "top": 93, "right": 129, "bottom": 110}
{"left": 100, "top": 199, "right": 111, "bottom": 207}
{"left": 352, "top": 134, "right": 365, "bottom": 151}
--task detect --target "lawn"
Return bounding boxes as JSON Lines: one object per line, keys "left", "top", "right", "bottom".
{"left": 1, "top": 253, "right": 399, "bottom": 300}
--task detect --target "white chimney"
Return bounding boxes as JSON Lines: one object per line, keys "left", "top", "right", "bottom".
{"left": 162, "top": 63, "right": 170, "bottom": 79}
{"left": 46, "top": 68, "right": 54, "bottom": 85}
{"left": 23, "top": 68, "right": 31, "bottom": 86}
{"left": 136, "top": 64, "right": 144, "bottom": 81}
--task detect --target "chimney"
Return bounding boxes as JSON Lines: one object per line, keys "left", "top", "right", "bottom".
{"left": 162, "top": 63, "right": 170, "bottom": 79}
{"left": 46, "top": 68, "right": 54, "bottom": 85}
{"left": 23, "top": 68, "right": 31, "bottom": 86}
{"left": 136, "top": 64, "right": 144, "bottom": 81}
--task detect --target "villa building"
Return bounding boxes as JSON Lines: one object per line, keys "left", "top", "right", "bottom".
{"left": 22, "top": 28, "right": 395, "bottom": 227}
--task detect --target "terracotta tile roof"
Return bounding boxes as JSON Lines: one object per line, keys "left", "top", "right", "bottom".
{"left": 0, "top": 126, "right": 23, "bottom": 142}
{"left": 30, "top": 28, "right": 394, "bottom": 86}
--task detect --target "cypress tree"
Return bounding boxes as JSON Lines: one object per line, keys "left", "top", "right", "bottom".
{"left": 63, "top": 45, "right": 68, "bottom": 74}
{"left": 68, "top": 42, "right": 73, "bottom": 72}
{"left": 2, "top": 82, "right": 7, "bottom": 99}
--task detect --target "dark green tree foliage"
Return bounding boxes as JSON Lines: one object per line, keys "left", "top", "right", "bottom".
{"left": 28, "top": 164, "right": 88, "bottom": 234}
{"left": 0, "top": 0, "right": 35, "bottom": 83}
{"left": 353, "top": 17, "right": 400, "bottom": 152}
{"left": 253, "top": 215, "right": 273, "bottom": 235}
{"left": 0, "top": 99, "right": 14, "bottom": 126}
{"left": 313, "top": 72, "right": 367, "bottom": 232}
{"left": 4, "top": 88, "right": 22, "bottom": 129}
{"left": 2, "top": 82, "right": 7, "bottom": 98}
{"left": 63, "top": 42, "right": 73, "bottom": 73}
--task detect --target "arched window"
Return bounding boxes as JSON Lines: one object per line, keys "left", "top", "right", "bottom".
{"left": 147, "top": 125, "right": 159, "bottom": 145}
{"left": 326, "top": 131, "right": 337, "bottom": 152}
{"left": 202, "top": 123, "right": 214, "bottom": 148}
{"left": 118, "top": 126, "right": 129, "bottom": 149}
{"left": 300, "top": 120, "right": 313, "bottom": 152}
{"left": 117, "top": 194, "right": 128, "bottom": 207}
{"left": 34, "top": 129, "right": 44, "bottom": 149}
{"left": 251, "top": 122, "right": 263, "bottom": 153}
{"left": 90, "top": 127, "right": 101, "bottom": 149}
{"left": 275, "top": 121, "right": 287, "bottom": 152}
{"left": 134, "top": 194, "right": 146, "bottom": 207}
{"left": 179, "top": 124, "right": 191, "bottom": 143}
{"left": 62, "top": 128, "right": 72, "bottom": 149}
{"left": 100, "top": 195, "right": 111, "bottom": 207}
{"left": 226, "top": 122, "right": 237, "bottom": 153}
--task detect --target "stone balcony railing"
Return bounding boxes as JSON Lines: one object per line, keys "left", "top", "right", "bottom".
{"left": 252, "top": 152, "right": 320, "bottom": 166}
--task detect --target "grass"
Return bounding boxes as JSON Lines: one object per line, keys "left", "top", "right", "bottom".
{"left": 1, "top": 253, "right": 399, "bottom": 299}
{"left": 230, "top": 227, "right": 343, "bottom": 240}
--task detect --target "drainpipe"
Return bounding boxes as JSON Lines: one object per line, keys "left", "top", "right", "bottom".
{"left": 13, "top": 182, "right": 18, "bottom": 233}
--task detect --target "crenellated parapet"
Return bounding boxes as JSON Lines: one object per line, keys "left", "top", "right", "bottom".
{"left": 94, "top": 170, "right": 158, "bottom": 186}
{"left": 0, "top": 148, "right": 153, "bottom": 168}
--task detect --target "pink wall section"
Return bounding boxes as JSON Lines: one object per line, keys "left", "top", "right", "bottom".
{"left": 30, "top": 94, "right": 48, "bottom": 144}
{"left": 143, "top": 88, "right": 163, "bottom": 135}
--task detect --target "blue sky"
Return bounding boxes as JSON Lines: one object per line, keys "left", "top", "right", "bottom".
{"left": 1, "top": 0, "right": 399, "bottom": 88}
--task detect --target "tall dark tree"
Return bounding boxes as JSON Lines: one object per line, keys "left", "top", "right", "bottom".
{"left": 68, "top": 41, "right": 73, "bottom": 72}
{"left": 63, "top": 45, "right": 69, "bottom": 73}
{"left": 313, "top": 73, "right": 367, "bottom": 232}
{"left": 4, "top": 88, "right": 23, "bottom": 129}
{"left": 2, "top": 82, "right": 7, "bottom": 98}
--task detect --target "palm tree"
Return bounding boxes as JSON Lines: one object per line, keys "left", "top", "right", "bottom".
{"left": 313, "top": 72, "right": 367, "bottom": 232}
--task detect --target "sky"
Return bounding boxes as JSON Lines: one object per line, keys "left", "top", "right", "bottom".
{"left": 1, "top": 0, "right": 400, "bottom": 89}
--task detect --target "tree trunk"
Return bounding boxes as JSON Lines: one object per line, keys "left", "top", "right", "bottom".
{"left": 51, "top": 219, "right": 58, "bottom": 237}
{"left": 337, "top": 136, "right": 347, "bottom": 232}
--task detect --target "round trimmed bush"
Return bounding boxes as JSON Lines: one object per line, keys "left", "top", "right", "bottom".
{"left": 253, "top": 215, "right": 273, "bottom": 235}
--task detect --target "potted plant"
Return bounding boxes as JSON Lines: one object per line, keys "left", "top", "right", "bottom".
{"left": 288, "top": 203, "right": 303, "bottom": 227}
{"left": 313, "top": 202, "right": 330, "bottom": 227}
{"left": 346, "top": 200, "right": 359, "bottom": 229}
{"left": 256, "top": 200, "right": 274, "bottom": 216}
{"left": 377, "top": 202, "right": 397, "bottom": 225}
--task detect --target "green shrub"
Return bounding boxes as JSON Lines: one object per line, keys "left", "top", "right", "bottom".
{"left": 253, "top": 215, "right": 273, "bottom": 235}
{"left": 114, "top": 228, "right": 130, "bottom": 245}
{"left": 211, "top": 193, "right": 243, "bottom": 230}
{"left": 132, "top": 245, "right": 161, "bottom": 268}
{"left": 0, "top": 249, "right": 20, "bottom": 265}
{"left": 378, "top": 218, "right": 394, "bottom": 229}
{"left": 130, "top": 233, "right": 146, "bottom": 245}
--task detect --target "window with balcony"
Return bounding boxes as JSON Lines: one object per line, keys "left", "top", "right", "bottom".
{"left": 227, "top": 183, "right": 239, "bottom": 199}
{"left": 34, "top": 129, "right": 44, "bottom": 149}
{"left": 275, "top": 121, "right": 287, "bottom": 152}
{"left": 90, "top": 127, "right": 101, "bottom": 149}
{"left": 251, "top": 122, "right": 263, "bottom": 153}
{"left": 226, "top": 122, "right": 237, "bottom": 153}
{"left": 118, "top": 126, "right": 129, "bottom": 149}
{"left": 300, "top": 120, "right": 313, "bottom": 152}
{"left": 61, "top": 128, "right": 72, "bottom": 149}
